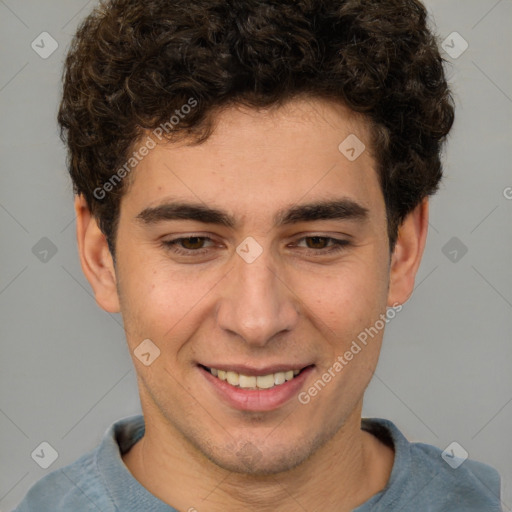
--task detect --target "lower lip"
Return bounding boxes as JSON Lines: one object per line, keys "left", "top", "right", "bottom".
{"left": 199, "top": 365, "right": 314, "bottom": 412}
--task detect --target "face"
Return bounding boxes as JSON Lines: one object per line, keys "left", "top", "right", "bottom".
{"left": 89, "top": 97, "right": 407, "bottom": 474}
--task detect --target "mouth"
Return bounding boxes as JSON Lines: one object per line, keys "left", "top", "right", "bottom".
{"left": 199, "top": 364, "right": 313, "bottom": 391}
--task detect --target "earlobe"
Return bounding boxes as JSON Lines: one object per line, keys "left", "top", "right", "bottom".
{"left": 74, "top": 195, "right": 120, "bottom": 313}
{"left": 387, "top": 198, "right": 429, "bottom": 307}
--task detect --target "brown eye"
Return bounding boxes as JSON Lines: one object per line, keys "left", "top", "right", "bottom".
{"left": 162, "top": 236, "right": 215, "bottom": 256}
{"left": 304, "top": 236, "right": 329, "bottom": 249}
{"left": 294, "top": 236, "right": 350, "bottom": 256}
{"left": 179, "top": 237, "right": 206, "bottom": 250}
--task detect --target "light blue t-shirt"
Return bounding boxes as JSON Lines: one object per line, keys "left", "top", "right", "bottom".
{"left": 12, "top": 415, "right": 502, "bottom": 511}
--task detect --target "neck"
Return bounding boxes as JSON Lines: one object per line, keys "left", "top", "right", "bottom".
{"left": 122, "top": 404, "right": 394, "bottom": 512}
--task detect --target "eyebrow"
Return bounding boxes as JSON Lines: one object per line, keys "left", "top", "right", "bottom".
{"left": 135, "top": 198, "right": 369, "bottom": 229}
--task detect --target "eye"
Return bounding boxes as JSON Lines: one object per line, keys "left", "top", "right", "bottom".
{"left": 161, "top": 235, "right": 351, "bottom": 259}
{"left": 162, "top": 236, "right": 216, "bottom": 256}
{"left": 293, "top": 236, "right": 350, "bottom": 255}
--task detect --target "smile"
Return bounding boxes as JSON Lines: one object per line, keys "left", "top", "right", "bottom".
{"left": 198, "top": 364, "right": 315, "bottom": 411}
{"left": 204, "top": 366, "right": 303, "bottom": 390}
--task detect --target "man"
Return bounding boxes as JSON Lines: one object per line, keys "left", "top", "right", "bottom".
{"left": 14, "top": 0, "right": 502, "bottom": 510}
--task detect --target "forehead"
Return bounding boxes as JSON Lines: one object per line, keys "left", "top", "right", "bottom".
{"left": 121, "top": 97, "right": 383, "bottom": 223}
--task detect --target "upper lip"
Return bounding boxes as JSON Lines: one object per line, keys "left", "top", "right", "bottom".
{"left": 199, "top": 363, "right": 313, "bottom": 377}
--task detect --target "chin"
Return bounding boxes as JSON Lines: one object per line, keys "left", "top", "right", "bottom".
{"left": 202, "top": 432, "right": 324, "bottom": 476}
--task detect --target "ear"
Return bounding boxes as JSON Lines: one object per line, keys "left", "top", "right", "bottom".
{"left": 75, "top": 194, "right": 120, "bottom": 313}
{"left": 387, "top": 198, "right": 429, "bottom": 307}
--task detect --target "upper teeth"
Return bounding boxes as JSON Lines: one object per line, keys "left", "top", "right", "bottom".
{"left": 210, "top": 368, "right": 301, "bottom": 389}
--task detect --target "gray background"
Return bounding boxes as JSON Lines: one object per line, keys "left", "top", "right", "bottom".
{"left": 1, "top": 0, "right": 511, "bottom": 510}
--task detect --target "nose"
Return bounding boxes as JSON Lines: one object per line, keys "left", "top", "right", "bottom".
{"left": 215, "top": 245, "right": 300, "bottom": 347}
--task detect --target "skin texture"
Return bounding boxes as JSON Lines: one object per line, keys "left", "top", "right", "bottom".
{"left": 75, "top": 97, "right": 428, "bottom": 512}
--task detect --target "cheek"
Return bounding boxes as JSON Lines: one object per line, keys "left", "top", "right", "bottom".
{"left": 298, "top": 262, "right": 389, "bottom": 398}
{"left": 304, "top": 257, "right": 388, "bottom": 334}
{"left": 117, "top": 257, "right": 221, "bottom": 349}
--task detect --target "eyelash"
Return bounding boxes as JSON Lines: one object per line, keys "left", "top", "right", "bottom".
{"left": 162, "top": 236, "right": 350, "bottom": 257}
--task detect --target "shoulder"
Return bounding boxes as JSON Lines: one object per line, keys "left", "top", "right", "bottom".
{"left": 411, "top": 440, "right": 502, "bottom": 510}
{"left": 11, "top": 448, "right": 114, "bottom": 512}
{"left": 11, "top": 415, "right": 146, "bottom": 512}
{"left": 362, "top": 418, "right": 502, "bottom": 511}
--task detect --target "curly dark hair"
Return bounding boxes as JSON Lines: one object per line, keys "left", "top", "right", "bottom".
{"left": 58, "top": 0, "right": 454, "bottom": 257}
